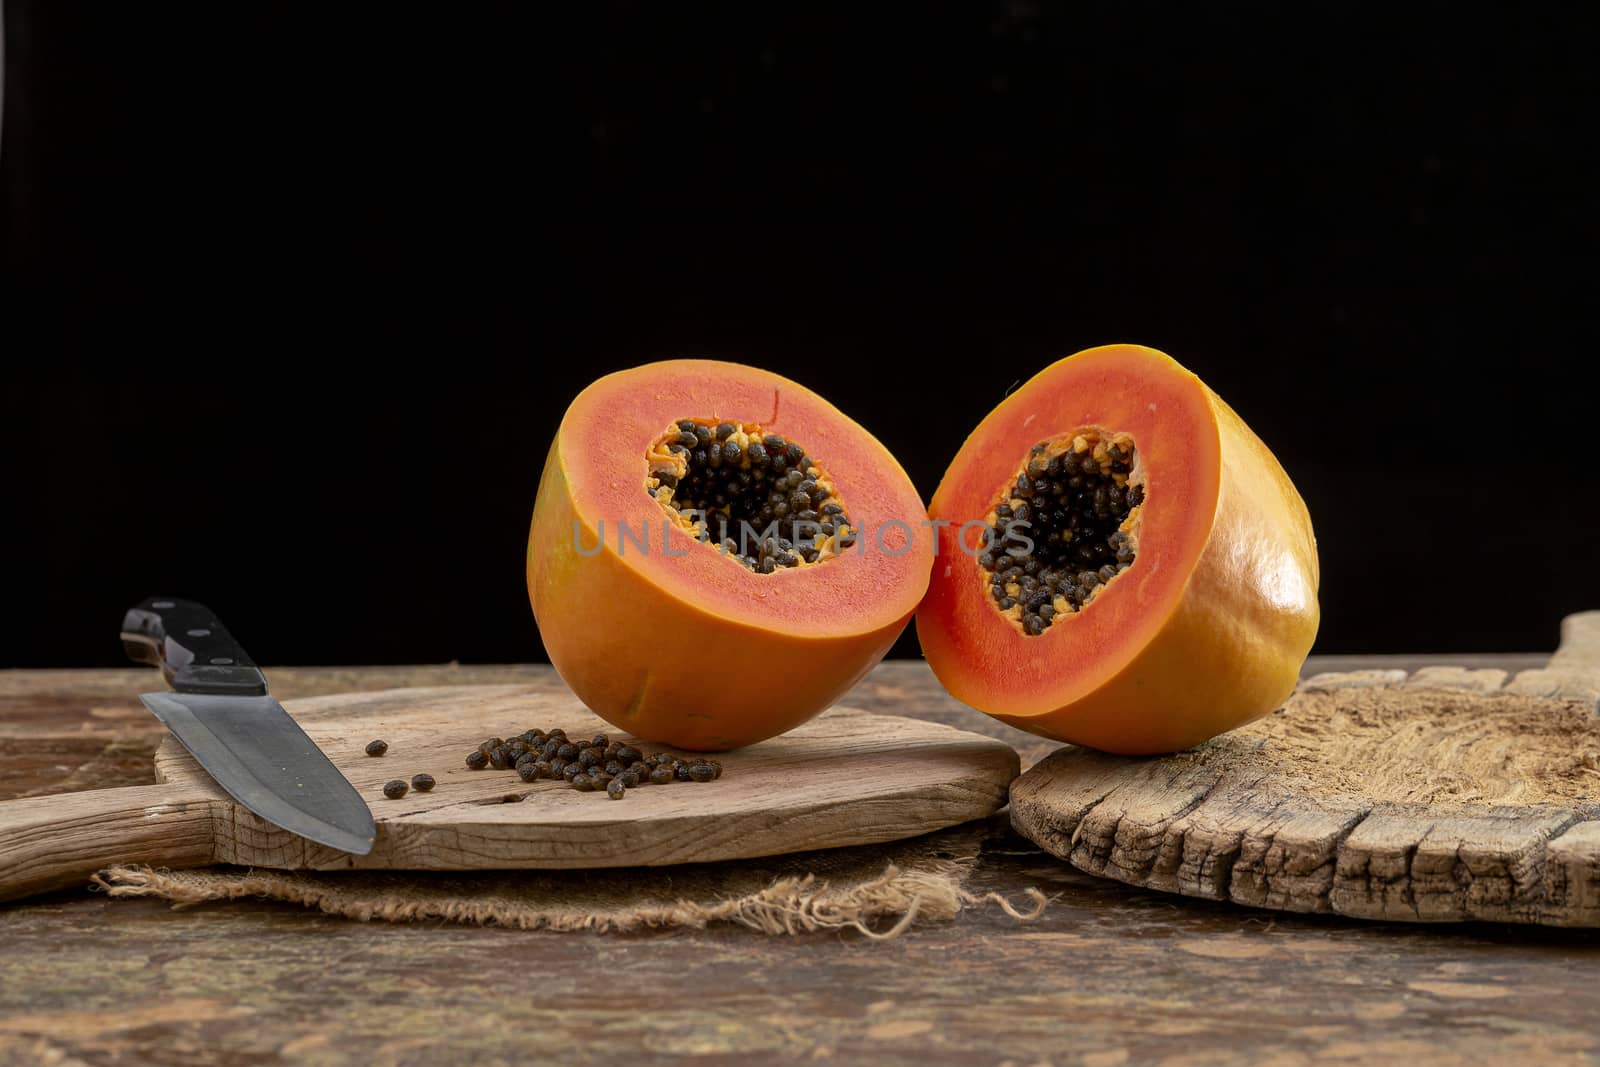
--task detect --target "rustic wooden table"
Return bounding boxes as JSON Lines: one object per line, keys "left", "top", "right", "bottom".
{"left": 2, "top": 655, "right": 1596, "bottom": 1066}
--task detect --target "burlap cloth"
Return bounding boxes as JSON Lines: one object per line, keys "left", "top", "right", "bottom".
{"left": 92, "top": 819, "right": 1045, "bottom": 938}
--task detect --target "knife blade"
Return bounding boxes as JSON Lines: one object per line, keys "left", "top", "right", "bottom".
{"left": 120, "top": 596, "right": 375, "bottom": 855}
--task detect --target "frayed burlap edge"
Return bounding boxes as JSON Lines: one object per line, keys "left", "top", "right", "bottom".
{"left": 92, "top": 861, "right": 1045, "bottom": 939}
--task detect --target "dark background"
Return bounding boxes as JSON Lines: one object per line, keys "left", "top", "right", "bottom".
{"left": 3, "top": 3, "right": 1596, "bottom": 668}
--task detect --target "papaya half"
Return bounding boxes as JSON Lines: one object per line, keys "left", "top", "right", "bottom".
{"left": 528, "top": 359, "right": 934, "bottom": 750}
{"left": 916, "top": 344, "right": 1319, "bottom": 754}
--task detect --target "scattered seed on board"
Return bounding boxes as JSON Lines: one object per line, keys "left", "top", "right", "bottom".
{"left": 411, "top": 773, "right": 436, "bottom": 792}
{"left": 456, "top": 728, "right": 724, "bottom": 799}
{"left": 364, "top": 740, "right": 388, "bottom": 757}
{"left": 382, "top": 780, "right": 408, "bottom": 800}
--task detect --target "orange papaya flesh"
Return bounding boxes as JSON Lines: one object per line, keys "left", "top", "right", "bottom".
{"left": 528, "top": 359, "right": 934, "bottom": 751}
{"left": 916, "top": 344, "right": 1319, "bottom": 755}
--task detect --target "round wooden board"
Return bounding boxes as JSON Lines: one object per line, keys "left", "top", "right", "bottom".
{"left": 1010, "top": 612, "right": 1600, "bottom": 927}
{"left": 150, "top": 685, "right": 1020, "bottom": 872}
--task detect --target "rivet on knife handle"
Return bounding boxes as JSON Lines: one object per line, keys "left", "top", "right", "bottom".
{"left": 120, "top": 596, "right": 269, "bottom": 697}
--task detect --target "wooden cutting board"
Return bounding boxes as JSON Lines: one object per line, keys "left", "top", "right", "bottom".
{"left": 1011, "top": 611, "right": 1600, "bottom": 927}
{"left": 0, "top": 687, "right": 1019, "bottom": 902}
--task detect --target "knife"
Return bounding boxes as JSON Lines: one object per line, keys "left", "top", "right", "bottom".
{"left": 120, "top": 596, "right": 376, "bottom": 855}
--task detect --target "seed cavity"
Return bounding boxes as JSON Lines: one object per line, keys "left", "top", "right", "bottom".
{"left": 977, "top": 429, "right": 1144, "bottom": 636}
{"left": 646, "top": 419, "right": 857, "bottom": 572}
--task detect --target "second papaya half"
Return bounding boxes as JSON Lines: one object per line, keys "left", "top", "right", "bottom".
{"left": 917, "top": 344, "right": 1320, "bottom": 755}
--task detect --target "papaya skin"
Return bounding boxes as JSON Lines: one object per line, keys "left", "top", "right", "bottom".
{"left": 528, "top": 360, "right": 934, "bottom": 751}
{"left": 916, "top": 344, "right": 1319, "bottom": 755}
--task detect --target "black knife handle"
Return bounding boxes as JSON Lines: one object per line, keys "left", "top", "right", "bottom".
{"left": 120, "top": 597, "right": 269, "bottom": 696}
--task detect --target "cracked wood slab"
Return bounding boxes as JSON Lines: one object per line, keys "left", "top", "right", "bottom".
{"left": 0, "top": 686, "right": 1018, "bottom": 901}
{"left": 1011, "top": 611, "right": 1600, "bottom": 926}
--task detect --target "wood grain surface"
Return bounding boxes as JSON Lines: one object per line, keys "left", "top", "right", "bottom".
{"left": 0, "top": 687, "right": 1017, "bottom": 900}
{"left": 1012, "top": 612, "right": 1600, "bottom": 926}
{"left": 2, "top": 655, "right": 1598, "bottom": 1066}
